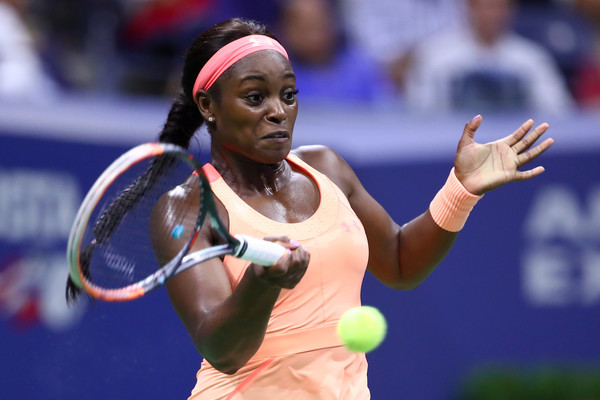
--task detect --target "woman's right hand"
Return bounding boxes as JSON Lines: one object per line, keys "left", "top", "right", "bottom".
{"left": 251, "top": 236, "right": 310, "bottom": 289}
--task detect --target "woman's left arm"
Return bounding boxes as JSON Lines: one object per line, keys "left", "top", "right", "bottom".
{"left": 305, "top": 116, "right": 554, "bottom": 289}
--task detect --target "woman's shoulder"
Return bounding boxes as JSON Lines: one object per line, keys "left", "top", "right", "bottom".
{"left": 291, "top": 145, "right": 356, "bottom": 196}
{"left": 292, "top": 144, "right": 336, "bottom": 164}
{"left": 291, "top": 144, "right": 352, "bottom": 174}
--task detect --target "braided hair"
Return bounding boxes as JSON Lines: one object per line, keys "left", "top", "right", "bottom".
{"left": 66, "top": 18, "right": 278, "bottom": 303}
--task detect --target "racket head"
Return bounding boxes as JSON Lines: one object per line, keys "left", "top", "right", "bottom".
{"left": 66, "top": 142, "right": 211, "bottom": 301}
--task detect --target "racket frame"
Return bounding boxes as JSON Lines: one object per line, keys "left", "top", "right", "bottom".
{"left": 67, "top": 143, "right": 213, "bottom": 301}
{"left": 67, "top": 142, "right": 286, "bottom": 302}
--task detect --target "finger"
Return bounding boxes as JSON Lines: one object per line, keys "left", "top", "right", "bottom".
{"left": 279, "top": 248, "right": 310, "bottom": 289}
{"left": 512, "top": 123, "right": 550, "bottom": 154}
{"left": 268, "top": 248, "right": 292, "bottom": 272}
{"left": 282, "top": 247, "right": 293, "bottom": 261}
{"left": 502, "top": 119, "right": 534, "bottom": 147}
{"left": 263, "top": 235, "right": 301, "bottom": 249}
{"left": 263, "top": 235, "right": 290, "bottom": 243}
{"left": 290, "top": 245, "right": 310, "bottom": 269}
{"left": 514, "top": 165, "right": 546, "bottom": 181}
{"left": 516, "top": 137, "right": 555, "bottom": 167}
{"left": 463, "top": 115, "right": 482, "bottom": 139}
{"left": 457, "top": 115, "right": 483, "bottom": 151}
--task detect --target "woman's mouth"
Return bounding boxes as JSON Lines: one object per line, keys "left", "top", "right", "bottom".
{"left": 261, "top": 131, "right": 290, "bottom": 140}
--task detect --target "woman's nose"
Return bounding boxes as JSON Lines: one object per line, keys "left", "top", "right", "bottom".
{"left": 266, "top": 98, "right": 287, "bottom": 123}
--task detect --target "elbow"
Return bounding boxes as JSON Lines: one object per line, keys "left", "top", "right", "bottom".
{"left": 371, "top": 268, "right": 426, "bottom": 290}
{"left": 203, "top": 355, "right": 247, "bottom": 375}
{"left": 222, "top": 366, "right": 242, "bottom": 375}
{"left": 383, "top": 272, "right": 427, "bottom": 290}
{"left": 386, "top": 263, "right": 436, "bottom": 290}
{"left": 387, "top": 279, "right": 422, "bottom": 291}
{"left": 194, "top": 340, "right": 250, "bottom": 375}
{"left": 213, "top": 362, "right": 243, "bottom": 375}
{"left": 189, "top": 325, "right": 245, "bottom": 374}
{"left": 189, "top": 318, "right": 262, "bottom": 375}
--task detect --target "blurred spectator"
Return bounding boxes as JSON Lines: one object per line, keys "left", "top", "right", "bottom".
{"left": 218, "top": 0, "right": 282, "bottom": 29}
{"left": 339, "top": 0, "right": 466, "bottom": 92}
{"left": 0, "top": 0, "right": 60, "bottom": 102}
{"left": 570, "top": 0, "right": 600, "bottom": 108}
{"left": 512, "top": 0, "right": 595, "bottom": 102}
{"left": 275, "top": 0, "right": 395, "bottom": 106}
{"left": 118, "top": 0, "right": 218, "bottom": 96}
{"left": 404, "top": 0, "right": 574, "bottom": 114}
{"left": 122, "top": 0, "right": 213, "bottom": 46}
{"left": 23, "top": 0, "right": 124, "bottom": 93}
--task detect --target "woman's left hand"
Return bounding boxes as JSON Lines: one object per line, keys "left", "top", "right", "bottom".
{"left": 453, "top": 116, "right": 554, "bottom": 195}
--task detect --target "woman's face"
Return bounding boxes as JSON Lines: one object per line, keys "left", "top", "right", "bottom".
{"left": 209, "top": 50, "right": 299, "bottom": 165}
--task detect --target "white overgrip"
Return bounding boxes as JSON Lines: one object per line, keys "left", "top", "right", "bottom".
{"left": 234, "top": 234, "right": 287, "bottom": 266}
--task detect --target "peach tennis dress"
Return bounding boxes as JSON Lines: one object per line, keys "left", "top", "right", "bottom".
{"left": 188, "top": 153, "right": 370, "bottom": 400}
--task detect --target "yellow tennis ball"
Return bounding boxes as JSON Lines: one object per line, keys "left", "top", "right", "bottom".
{"left": 337, "top": 305, "right": 387, "bottom": 353}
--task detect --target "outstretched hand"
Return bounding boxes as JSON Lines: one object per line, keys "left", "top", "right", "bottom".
{"left": 453, "top": 115, "right": 554, "bottom": 195}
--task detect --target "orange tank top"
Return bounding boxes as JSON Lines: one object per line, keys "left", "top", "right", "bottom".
{"left": 201, "top": 153, "right": 369, "bottom": 360}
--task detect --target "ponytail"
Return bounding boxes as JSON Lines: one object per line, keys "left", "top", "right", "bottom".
{"left": 158, "top": 92, "right": 203, "bottom": 148}
{"left": 66, "top": 92, "right": 203, "bottom": 304}
{"left": 66, "top": 17, "right": 273, "bottom": 304}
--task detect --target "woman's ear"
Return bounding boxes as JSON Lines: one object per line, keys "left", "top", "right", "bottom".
{"left": 194, "top": 90, "right": 215, "bottom": 122}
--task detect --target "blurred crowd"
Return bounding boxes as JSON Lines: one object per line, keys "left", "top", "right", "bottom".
{"left": 2, "top": 0, "right": 600, "bottom": 114}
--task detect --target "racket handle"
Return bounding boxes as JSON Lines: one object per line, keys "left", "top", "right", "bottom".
{"left": 234, "top": 234, "right": 288, "bottom": 266}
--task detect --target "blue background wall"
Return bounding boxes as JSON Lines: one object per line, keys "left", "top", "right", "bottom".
{"left": 1, "top": 99, "right": 599, "bottom": 399}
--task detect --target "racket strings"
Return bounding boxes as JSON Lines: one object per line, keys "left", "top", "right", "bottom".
{"left": 81, "top": 154, "right": 201, "bottom": 290}
{"left": 93, "top": 155, "right": 176, "bottom": 243}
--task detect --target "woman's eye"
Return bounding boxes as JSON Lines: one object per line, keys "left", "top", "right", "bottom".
{"left": 283, "top": 89, "right": 299, "bottom": 102}
{"left": 246, "top": 93, "right": 263, "bottom": 104}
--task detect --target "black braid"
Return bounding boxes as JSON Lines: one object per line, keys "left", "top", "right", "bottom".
{"left": 158, "top": 92, "right": 203, "bottom": 147}
{"left": 66, "top": 84, "right": 203, "bottom": 306}
{"left": 66, "top": 18, "right": 277, "bottom": 304}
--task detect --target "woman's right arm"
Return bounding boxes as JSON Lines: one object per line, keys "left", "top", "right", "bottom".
{"left": 149, "top": 191, "right": 309, "bottom": 374}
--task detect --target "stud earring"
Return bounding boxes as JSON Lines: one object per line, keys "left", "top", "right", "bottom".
{"left": 208, "top": 116, "right": 215, "bottom": 123}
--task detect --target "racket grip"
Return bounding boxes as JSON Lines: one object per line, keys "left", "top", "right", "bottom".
{"left": 234, "top": 234, "right": 288, "bottom": 266}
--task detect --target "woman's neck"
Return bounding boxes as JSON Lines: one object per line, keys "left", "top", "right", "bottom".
{"left": 210, "top": 151, "right": 291, "bottom": 197}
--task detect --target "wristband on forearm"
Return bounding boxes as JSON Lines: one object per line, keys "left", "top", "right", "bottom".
{"left": 429, "top": 168, "right": 483, "bottom": 232}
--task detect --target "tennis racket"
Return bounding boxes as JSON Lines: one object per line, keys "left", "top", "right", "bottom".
{"left": 67, "top": 142, "right": 287, "bottom": 302}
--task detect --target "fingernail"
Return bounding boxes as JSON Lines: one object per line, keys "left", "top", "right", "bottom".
{"left": 472, "top": 114, "right": 481, "bottom": 121}
{"left": 290, "top": 239, "right": 301, "bottom": 247}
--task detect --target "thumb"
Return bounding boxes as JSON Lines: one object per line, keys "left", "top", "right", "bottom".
{"left": 458, "top": 114, "right": 482, "bottom": 149}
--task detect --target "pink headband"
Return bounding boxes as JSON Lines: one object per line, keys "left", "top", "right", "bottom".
{"left": 192, "top": 34, "right": 289, "bottom": 97}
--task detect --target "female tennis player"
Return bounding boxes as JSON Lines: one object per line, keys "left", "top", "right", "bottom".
{"left": 66, "top": 18, "right": 553, "bottom": 399}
